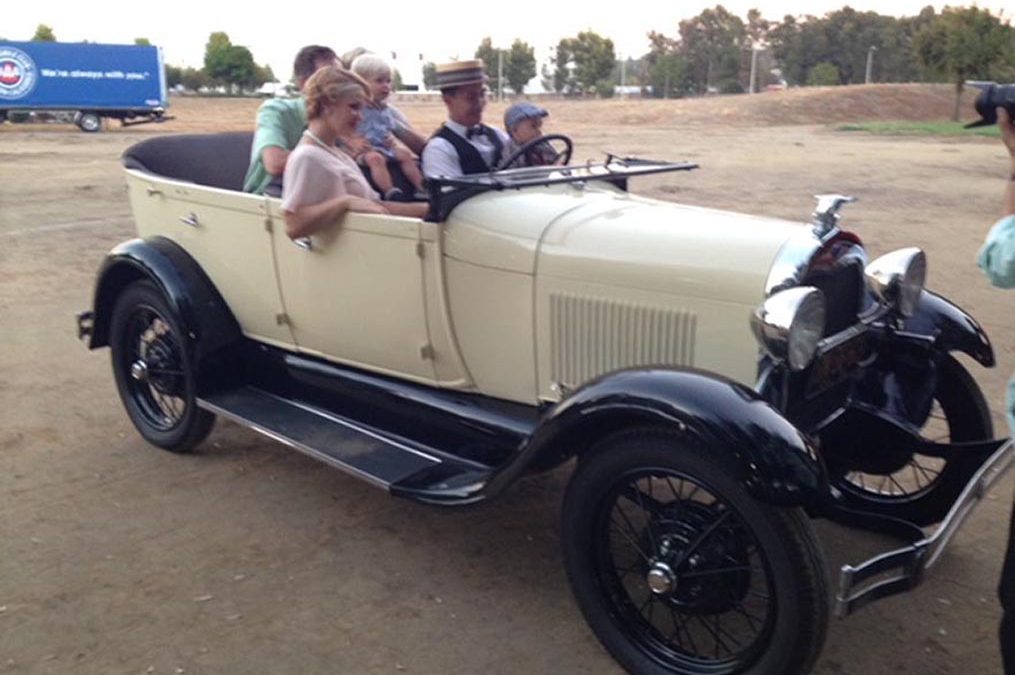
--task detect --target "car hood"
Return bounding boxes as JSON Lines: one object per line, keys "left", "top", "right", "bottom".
{"left": 443, "top": 184, "right": 805, "bottom": 305}
{"left": 539, "top": 190, "right": 804, "bottom": 305}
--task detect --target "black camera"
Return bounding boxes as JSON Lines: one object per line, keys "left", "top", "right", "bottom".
{"left": 966, "top": 81, "right": 1015, "bottom": 128}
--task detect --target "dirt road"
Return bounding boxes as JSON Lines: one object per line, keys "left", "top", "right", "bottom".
{"left": 1, "top": 95, "right": 1013, "bottom": 674}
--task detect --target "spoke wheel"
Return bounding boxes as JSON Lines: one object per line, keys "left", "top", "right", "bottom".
{"left": 830, "top": 354, "right": 992, "bottom": 526}
{"left": 562, "top": 429, "right": 828, "bottom": 675}
{"left": 110, "top": 281, "right": 214, "bottom": 452}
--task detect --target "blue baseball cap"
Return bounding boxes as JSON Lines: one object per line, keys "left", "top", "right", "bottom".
{"left": 504, "top": 101, "right": 548, "bottom": 130}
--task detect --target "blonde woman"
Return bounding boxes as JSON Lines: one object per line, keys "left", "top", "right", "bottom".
{"left": 281, "top": 66, "right": 427, "bottom": 240}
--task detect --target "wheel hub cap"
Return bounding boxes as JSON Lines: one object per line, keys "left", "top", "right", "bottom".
{"left": 130, "top": 360, "right": 149, "bottom": 383}
{"left": 647, "top": 562, "right": 676, "bottom": 595}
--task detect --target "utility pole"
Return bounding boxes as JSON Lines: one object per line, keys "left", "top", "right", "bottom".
{"left": 497, "top": 49, "right": 504, "bottom": 101}
{"left": 749, "top": 47, "right": 759, "bottom": 94}
{"left": 620, "top": 55, "right": 626, "bottom": 98}
{"left": 865, "top": 46, "right": 877, "bottom": 85}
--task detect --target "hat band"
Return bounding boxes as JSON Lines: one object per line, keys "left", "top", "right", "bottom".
{"left": 437, "top": 70, "right": 486, "bottom": 88}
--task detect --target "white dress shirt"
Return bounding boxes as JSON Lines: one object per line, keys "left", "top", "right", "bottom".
{"left": 421, "top": 119, "right": 510, "bottom": 179}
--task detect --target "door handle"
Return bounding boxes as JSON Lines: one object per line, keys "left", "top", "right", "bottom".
{"left": 179, "top": 213, "right": 200, "bottom": 227}
{"left": 292, "top": 236, "right": 313, "bottom": 251}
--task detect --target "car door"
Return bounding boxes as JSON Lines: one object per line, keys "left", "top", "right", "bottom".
{"left": 126, "top": 173, "right": 296, "bottom": 349}
{"left": 267, "top": 200, "right": 437, "bottom": 382}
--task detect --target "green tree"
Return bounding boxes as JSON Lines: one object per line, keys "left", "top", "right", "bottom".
{"left": 552, "top": 31, "right": 616, "bottom": 96}
{"left": 422, "top": 62, "right": 437, "bottom": 90}
{"left": 505, "top": 39, "right": 536, "bottom": 94}
{"left": 254, "top": 63, "right": 276, "bottom": 85}
{"left": 475, "top": 37, "right": 503, "bottom": 93}
{"left": 204, "top": 32, "right": 260, "bottom": 92}
{"left": 203, "top": 31, "right": 233, "bottom": 84}
{"left": 806, "top": 61, "right": 840, "bottom": 86}
{"left": 550, "top": 40, "right": 573, "bottom": 93}
{"left": 645, "top": 31, "right": 687, "bottom": 98}
{"left": 32, "top": 24, "right": 56, "bottom": 42}
{"left": 181, "top": 67, "right": 209, "bottom": 92}
{"left": 678, "top": 6, "right": 747, "bottom": 94}
{"left": 134, "top": 37, "right": 151, "bottom": 46}
{"left": 165, "top": 64, "right": 184, "bottom": 88}
{"left": 915, "top": 6, "right": 1012, "bottom": 120}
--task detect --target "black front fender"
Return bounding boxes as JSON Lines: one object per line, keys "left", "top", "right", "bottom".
{"left": 486, "top": 368, "right": 828, "bottom": 508}
{"left": 86, "top": 236, "right": 241, "bottom": 372}
{"left": 900, "top": 289, "right": 994, "bottom": 367}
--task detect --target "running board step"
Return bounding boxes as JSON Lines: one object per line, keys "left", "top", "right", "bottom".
{"left": 199, "top": 386, "right": 490, "bottom": 497}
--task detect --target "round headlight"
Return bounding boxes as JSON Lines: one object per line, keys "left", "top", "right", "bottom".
{"left": 864, "top": 248, "right": 926, "bottom": 318}
{"left": 751, "top": 287, "right": 826, "bottom": 371}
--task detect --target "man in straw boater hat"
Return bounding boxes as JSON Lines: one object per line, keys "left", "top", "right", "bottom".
{"left": 421, "top": 59, "right": 510, "bottom": 178}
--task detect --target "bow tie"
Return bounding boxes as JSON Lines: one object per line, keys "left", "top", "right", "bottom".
{"left": 465, "top": 126, "right": 484, "bottom": 139}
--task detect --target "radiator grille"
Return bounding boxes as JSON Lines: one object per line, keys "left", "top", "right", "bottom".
{"left": 803, "top": 262, "right": 864, "bottom": 336}
{"left": 549, "top": 293, "right": 696, "bottom": 386}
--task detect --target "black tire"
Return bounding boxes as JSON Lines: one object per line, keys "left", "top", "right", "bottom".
{"left": 110, "top": 281, "right": 214, "bottom": 452}
{"left": 830, "top": 354, "right": 993, "bottom": 526}
{"left": 562, "top": 429, "right": 829, "bottom": 675}
{"left": 75, "top": 111, "right": 102, "bottom": 132}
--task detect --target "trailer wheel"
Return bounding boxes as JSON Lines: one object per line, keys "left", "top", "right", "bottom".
{"left": 75, "top": 112, "right": 102, "bottom": 132}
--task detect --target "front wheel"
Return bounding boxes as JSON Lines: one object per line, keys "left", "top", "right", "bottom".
{"left": 562, "top": 429, "right": 829, "bottom": 675}
{"left": 110, "top": 281, "right": 214, "bottom": 452}
{"left": 828, "top": 354, "right": 993, "bottom": 526}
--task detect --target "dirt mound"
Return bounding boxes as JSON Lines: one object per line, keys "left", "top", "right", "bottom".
{"left": 537, "top": 83, "right": 963, "bottom": 129}
{"left": 0, "top": 83, "right": 967, "bottom": 136}
{"left": 701, "top": 82, "right": 961, "bottom": 126}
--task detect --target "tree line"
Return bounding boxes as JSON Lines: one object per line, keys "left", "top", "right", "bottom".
{"left": 421, "top": 4, "right": 1012, "bottom": 119}
{"left": 24, "top": 6, "right": 1015, "bottom": 114}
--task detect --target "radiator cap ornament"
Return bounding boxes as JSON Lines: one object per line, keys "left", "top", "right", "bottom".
{"left": 811, "top": 194, "right": 856, "bottom": 238}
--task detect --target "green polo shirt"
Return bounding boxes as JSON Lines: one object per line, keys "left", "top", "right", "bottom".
{"left": 242, "top": 97, "right": 307, "bottom": 194}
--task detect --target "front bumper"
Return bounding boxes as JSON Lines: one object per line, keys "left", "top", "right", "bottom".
{"left": 835, "top": 437, "right": 1013, "bottom": 616}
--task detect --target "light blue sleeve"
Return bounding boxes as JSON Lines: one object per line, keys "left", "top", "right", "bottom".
{"left": 1007, "top": 378, "right": 1015, "bottom": 437}
{"left": 977, "top": 214, "right": 1015, "bottom": 289}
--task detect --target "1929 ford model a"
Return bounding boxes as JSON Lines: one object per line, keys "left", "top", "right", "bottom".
{"left": 77, "top": 131, "right": 1013, "bottom": 675}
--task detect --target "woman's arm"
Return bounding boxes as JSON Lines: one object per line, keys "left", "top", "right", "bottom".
{"left": 383, "top": 201, "right": 429, "bottom": 218}
{"left": 283, "top": 195, "right": 387, "bottom": 239}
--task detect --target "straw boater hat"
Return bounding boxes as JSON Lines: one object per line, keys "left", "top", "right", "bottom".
{"left": 435, "top": 59, "right": 488, "bottom": 90}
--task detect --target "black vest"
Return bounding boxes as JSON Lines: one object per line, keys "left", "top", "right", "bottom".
{"left": 432, "top": 124, "right": 504, "bottom": 174}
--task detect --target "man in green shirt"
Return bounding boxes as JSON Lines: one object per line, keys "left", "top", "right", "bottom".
{"left": 243, "top": 45, "right": 339, "bottom": 195}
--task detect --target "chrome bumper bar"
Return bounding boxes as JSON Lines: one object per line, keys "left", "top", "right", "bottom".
{"left": 836, "top": 437, "right": 1014, "bottom": 616}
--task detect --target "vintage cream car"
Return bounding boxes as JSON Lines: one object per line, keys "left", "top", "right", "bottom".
{"left": 78, "top": 132, "right": 1012, "bottom": 675}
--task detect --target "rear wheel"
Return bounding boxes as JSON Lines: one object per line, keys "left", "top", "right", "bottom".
{"left": 75, "top": 111, "right": 102, "bottom": 132}
{"left": 562, "top": 429, "right": 829, "bottom": 675}
{"left": 110, "top": 281, "right": 214, "bottom": 452}
{"left": 829, "top": 354, "right": 992, "bottom": 526}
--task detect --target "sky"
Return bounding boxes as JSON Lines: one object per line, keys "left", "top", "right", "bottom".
{"left": 6, "top": 0, "right": 1011, "bottom": 86}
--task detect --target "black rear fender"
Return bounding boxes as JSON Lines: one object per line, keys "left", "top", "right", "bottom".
{"left": 488, "top": 368, "right": 828, "bottom": 508}
{"left": 87, "top": 237, "right": 241, "bottom": 381}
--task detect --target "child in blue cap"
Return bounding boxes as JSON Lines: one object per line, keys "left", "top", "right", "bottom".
{"left": 501, "top": 101, "right": 557, "bottom": 168}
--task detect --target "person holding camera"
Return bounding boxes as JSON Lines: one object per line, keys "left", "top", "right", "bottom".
{"left": 977, "top": 106, "right": 1015, "bottom": 673}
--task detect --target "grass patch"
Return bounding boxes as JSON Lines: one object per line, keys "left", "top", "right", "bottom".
{"left": 835, "top": 120, "right": 1000, "bottom": 137}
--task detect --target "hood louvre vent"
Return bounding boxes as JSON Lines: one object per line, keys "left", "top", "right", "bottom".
{"left": 549, "top": 293, "right": 696, "bottom": 387}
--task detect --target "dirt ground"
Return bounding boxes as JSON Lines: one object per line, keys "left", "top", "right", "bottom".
{"left": 1, "top": 86, "right": 1014, "bottom": 675}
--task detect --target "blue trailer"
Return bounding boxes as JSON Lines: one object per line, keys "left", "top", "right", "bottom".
{"left": 0, "top": 41, "right": 169, "bottom": 132}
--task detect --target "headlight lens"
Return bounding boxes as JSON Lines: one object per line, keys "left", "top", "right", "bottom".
{"left": 864, "top": 248, "right": 926, "bottom": 318}
{"left": 751, "top": 287, "right": 826, "bottom": 371}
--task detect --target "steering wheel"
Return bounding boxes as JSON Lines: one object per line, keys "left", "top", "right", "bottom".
{"left": 499, "top": 133, "right": 573, "bottom": 169}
